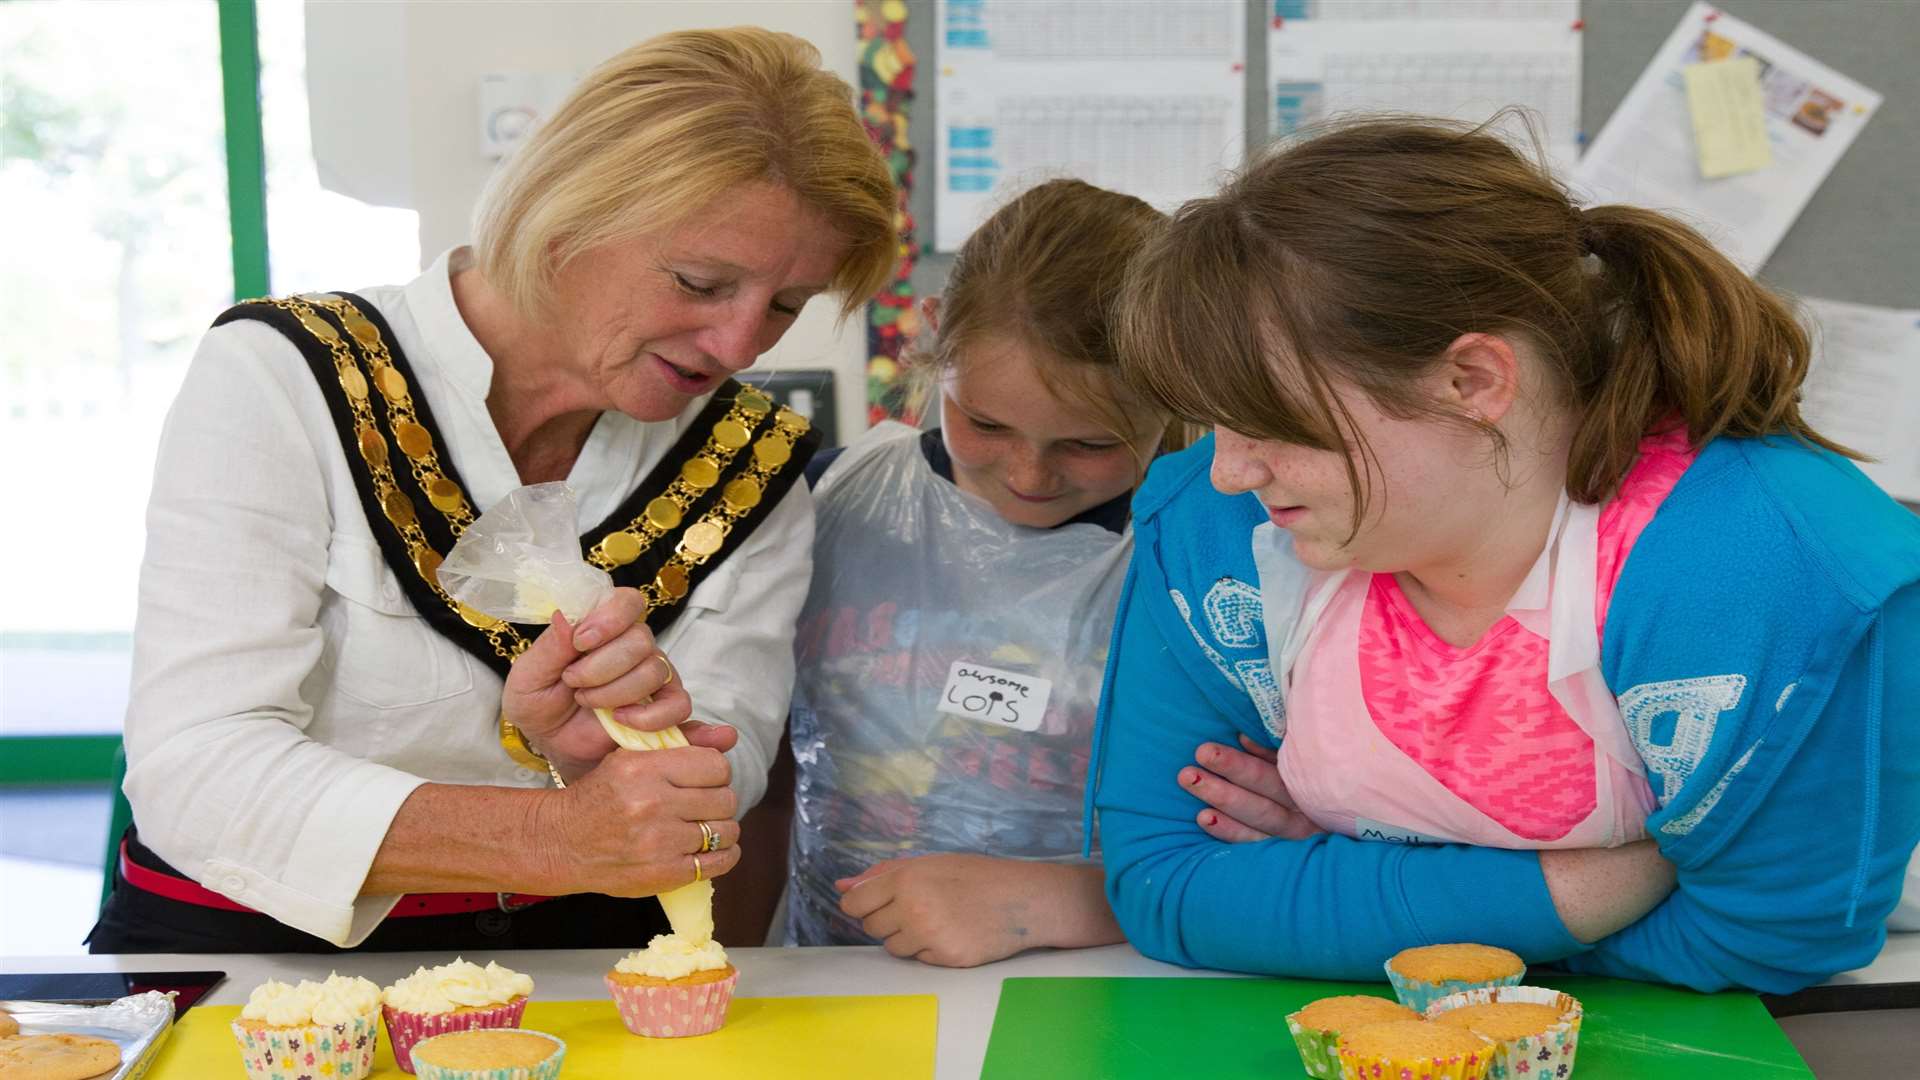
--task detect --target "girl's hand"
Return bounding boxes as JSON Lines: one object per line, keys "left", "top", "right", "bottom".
{"left": 1181, "top": 734, "right": 1322, "bottom": 842}
{"left": 501, "top": 588, "right": 694, "bottom": 780}
{"left": 836, "top": 854, "right": 1088, "bottom": 968}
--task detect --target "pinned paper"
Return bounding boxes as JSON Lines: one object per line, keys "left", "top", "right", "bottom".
{"left": 1577, "top": 2, "right": 1882, "bottom": 272}
{"left": 1683, "top": 57, "right": 1772, "bottom": 179}
{"left": 1798, "top": 297, "right": 1920, "bottom": 504}
{"left": 934, "top": 0, "right": 1246, "bottom": 251}
{"left": 1265, "top": 0, "right": 1585, "bottom": 171}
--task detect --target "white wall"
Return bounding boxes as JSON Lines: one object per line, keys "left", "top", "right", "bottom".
{"left": 306, "top": 0, "right": 873, "bottom": 444}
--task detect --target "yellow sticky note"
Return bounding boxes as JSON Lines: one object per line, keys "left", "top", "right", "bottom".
{"left": 1683, "top": 56, "right": 1773, "bottom": 179}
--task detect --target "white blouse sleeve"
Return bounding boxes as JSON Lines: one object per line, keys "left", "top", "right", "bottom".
{"left": 658, "top": 476, "right": 814, "bottom": 816}
{"left": 122, "top": 320, "right": 423, "bottom": 947}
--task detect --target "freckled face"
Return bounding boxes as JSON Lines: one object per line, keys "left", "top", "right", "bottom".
{"left": 1207, "top": 383, "right": 1485, "bottom": 573}
{"left": 545, "top": 181, "right": 850, "bottom": 422}
{"left": 940, "top": 334, "right": 1162, "bottom": 529}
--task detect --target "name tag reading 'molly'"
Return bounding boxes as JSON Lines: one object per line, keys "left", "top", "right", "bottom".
{"left": 937, "top": 660, "right": 1051, "bottom": 733}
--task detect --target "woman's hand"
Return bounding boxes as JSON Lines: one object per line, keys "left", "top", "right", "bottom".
{"left": 528, "top": 744, "right": 745, "bottom": 897}
{"left": 1182, "top": 735, "right": 1322, "bottom": 842}
{"left": 501, "top": 588, "right": 691, "bottom": 781}
{"left": 835, "top": 854, "right": 1119, "bottom": 967}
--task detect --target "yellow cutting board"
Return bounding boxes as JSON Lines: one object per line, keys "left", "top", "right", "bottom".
{"left": 150, "top": 996, "right": 938, "bottom": 1079}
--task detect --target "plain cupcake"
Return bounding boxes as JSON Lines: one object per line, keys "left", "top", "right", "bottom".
{"left": 1337, "top": 1019, "right": 1495, "bottom": 1080}
{"left": 1384, "top": 943, "right": 1527, "bottom": 1013}
{"left": 408, "top": 1027, "right": 565, "bottom": 1080}
{"left": 1428, "top": 985, "right": 1585, "bottom": 1078}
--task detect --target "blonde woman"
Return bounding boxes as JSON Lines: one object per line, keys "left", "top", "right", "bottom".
{"left": 92, "top": 27, "right": 895, "bottom": 953}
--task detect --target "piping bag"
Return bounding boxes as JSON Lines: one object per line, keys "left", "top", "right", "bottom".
{"left": 437, "top": 481, "right": 716, "bottom": 944}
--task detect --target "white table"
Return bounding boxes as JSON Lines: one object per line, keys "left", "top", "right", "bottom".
{"left": 6, "top": 938, "right": 1915, "bottom": 1078}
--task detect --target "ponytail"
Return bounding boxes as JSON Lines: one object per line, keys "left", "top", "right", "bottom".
{"left": 1572, "top": 204, "right": 1859, "bottom": 501}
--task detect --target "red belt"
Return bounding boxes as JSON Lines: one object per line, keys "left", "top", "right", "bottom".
{"left": 118, "top": 839, "right": 552, "bottom": 918}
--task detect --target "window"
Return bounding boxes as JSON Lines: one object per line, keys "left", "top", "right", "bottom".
{"left": 0, "top": 1, "right": 232, "bottom": 738}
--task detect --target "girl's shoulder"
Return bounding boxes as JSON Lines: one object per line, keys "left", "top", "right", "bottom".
{"left": 1634, "top": 435, "right": 1920, "bottom": 612}
{"left": 1132, "top": 437, "right": 1220, "bottom": 522}
{"left": 1131, "top": 435, "right": 1268, "bottom": 579}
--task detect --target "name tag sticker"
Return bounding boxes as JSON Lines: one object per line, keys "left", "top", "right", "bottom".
{"left": 937, "top": 660, "right": 1050, "bottom": 733}
{"left": 1354, "top": 817, "right": 1447, "bottom": 846}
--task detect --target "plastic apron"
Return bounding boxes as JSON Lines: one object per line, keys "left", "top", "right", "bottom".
{"left": 1256, "top": 495, "right": 1656, "bottom": 849}
{"left": 786, "top": 422, "right": 1133, "bottom": 944}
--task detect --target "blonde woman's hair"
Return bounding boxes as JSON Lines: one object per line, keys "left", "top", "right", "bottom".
{"left": 474, "top": 27, "right": 897, "bottom": 320}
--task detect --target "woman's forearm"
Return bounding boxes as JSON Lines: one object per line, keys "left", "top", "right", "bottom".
{"left": 1539, "top": 839, "right": 1677, "bottom": 943}
{"left": 362, "top": 783, "right": 560, "bottom": 896}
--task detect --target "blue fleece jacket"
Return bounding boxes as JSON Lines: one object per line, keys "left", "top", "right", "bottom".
{"left": 1087, "top": 434, "right": 1920, "bottom": 993}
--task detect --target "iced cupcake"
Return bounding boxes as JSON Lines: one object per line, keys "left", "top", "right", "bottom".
{"left": 605, "top": 934, "right": 738, "bottom": 1038}
{"left": 381, "top": 958, "right": 535, "bottom": 1073}
{"left": 230, "top": 973, "right": 382, "bottom": 1080}
{"left": 408, "top": 1028, "right": 565, "bottom": 1080}
{"left": 1428, "top": 986, "right": 1584, "bottom": 1079}
{"left": 1384, "top": 943, "right": 1526, "bottom": 1013}
{"left": 1336, "top": 1019, "right": 1495, "bottom": 1080}
{"left": 1287, "top": 995, "right": 1422, "bottom": 1078}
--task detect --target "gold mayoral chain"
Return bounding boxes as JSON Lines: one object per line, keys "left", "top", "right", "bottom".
{"left": 584, "top": 382, "right": 810, "bottom": 608}
{"left": 255, "top": 292, "right": 810, "bottom": 770}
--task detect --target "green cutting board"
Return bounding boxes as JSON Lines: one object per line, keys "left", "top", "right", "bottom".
{"left": 980, "top": 976, "right": 1812, "bottom": 1079}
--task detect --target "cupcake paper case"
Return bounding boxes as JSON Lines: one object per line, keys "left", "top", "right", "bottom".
{"left": 1384, "top": 944, "right": 1527, "bottom": 1014}
{"left": 1426, "top": 986, "right": 1584, "bottom": 1080}
{"left": 408, "top": 1028, "right": 565, "bottom": 1080}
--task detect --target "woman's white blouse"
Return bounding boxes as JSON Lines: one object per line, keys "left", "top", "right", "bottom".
{"left": 122, "top": 248, "right": 813, "bottom": 947}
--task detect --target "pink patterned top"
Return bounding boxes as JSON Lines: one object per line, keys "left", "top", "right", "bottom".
{"left": 1354, "top": 426, "right": 1697, "bottom": 841}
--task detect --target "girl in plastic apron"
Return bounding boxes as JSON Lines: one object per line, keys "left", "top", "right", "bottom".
{"left": 786, "top": 180, "right": 1180, "bottom": 967}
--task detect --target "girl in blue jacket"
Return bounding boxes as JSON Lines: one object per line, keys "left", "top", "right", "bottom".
{"left": 1090, "top": 117, "right": 1920, "bottom": 993}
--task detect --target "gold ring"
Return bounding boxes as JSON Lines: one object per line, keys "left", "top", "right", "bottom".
{"left": 691, "top": 852, "right": 704, "bottom": 883}
{"left": 697, "top": 819, "right": 718, "bottom": 853}
{"left": 657, "top": 654, "right": 675, "bottom": 687}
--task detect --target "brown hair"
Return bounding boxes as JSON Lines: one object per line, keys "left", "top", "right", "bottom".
{"left": 916, "top": 178, "right": 1186, "bottom": 454}
{"left": 1120, "top": 115, "right": 1855, "bottom": 527}
{"left": 474, "top": 27, "right": 896, "bottom": 321}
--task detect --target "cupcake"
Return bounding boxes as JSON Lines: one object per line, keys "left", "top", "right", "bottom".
{"left": 381, "top": 958, "right": 535, "bottom": 1073}
{"left": 409, "top": 1027, "right": 565, "bottom": 1080}
{"left": 605, "top": 933, "right": 738, "bottom": 1038}
{"left": 1337, "top": 1019, "right": 1495, "bottom": 1080}
{"left": 1427, "top": 986, "right": 1584, "bottom": 1079}
{"left": 1384, "top": 943, "right": 1526, "bottom": 1013}
{"left": 1287, "top": 995, "right": 1423, "bottom": 1079}
{"left": 230, "top": 973, "right": 382, "bottom": 1080}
